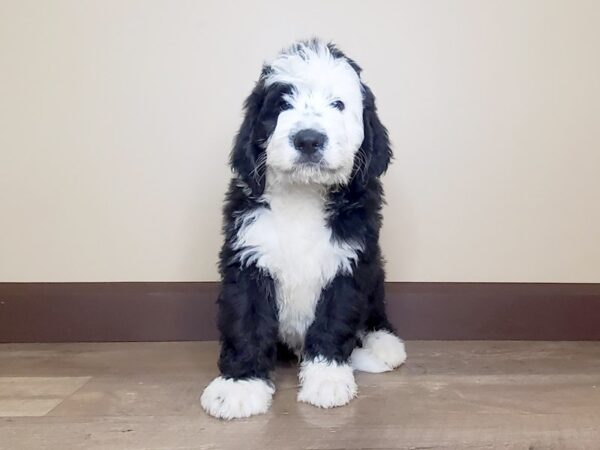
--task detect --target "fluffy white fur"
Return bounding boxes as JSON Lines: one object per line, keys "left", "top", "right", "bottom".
{"left": 232, "top": 43, "right": 367, "bottom": 352}
{"left": 200, "top": 376, "right": 275, "bottom": 420}
{"left": 205, "top": 41, "right": 403, "bottom": 420}
{"left": 350, "top": 330, "right": 407, "bottom": 373}
{"left": 263, "top": 41, "right": 365, "bottom": 186}
{"left": 298, "top": 356, "right": 357, "bottom": 408}
{"left": 233, "top": 179, "right": 362, "bottom": 351}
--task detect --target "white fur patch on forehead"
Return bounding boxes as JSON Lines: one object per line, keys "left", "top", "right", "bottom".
{"left": 264, "top": 40, "right": 361, "bottom": 91}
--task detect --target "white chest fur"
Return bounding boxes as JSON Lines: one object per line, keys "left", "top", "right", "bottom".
{"left": 233, "top": 182, "right": 361, "bottom": 350}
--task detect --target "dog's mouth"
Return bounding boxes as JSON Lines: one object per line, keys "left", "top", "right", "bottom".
{"left": 293, "top": 151, "right": 339, "bottom": 171}
{"left": 290, "top": 160, "right": 338, "bottom": 173}
{"left": 273, "top": 160, "right": 348, "bottom": 186}
{"left": 296, "top": 152, "right": 324, "bottom": 165}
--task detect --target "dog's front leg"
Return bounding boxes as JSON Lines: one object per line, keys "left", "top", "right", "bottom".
{"left": 201, "top": 265, "right": 278, "bottom": 420}
{"left": 298, "top": 275, "right": 362, "bottom": 408}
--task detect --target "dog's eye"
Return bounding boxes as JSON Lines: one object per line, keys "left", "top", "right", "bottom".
{"left": 279, "top": 100, "right": 293, "bottom": 111}
{"left": 331, "top": 100, "right": 345, "bottom": 111}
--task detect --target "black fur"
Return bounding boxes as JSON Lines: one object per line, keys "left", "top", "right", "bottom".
{"left": 217, "top": 264, "right": 279, "bottom": 380}
{"left": 230, "top": 81, "right": 293, "bottom": 197}
{"left": 216, "top": 41, "right": 394, "bottom": 381}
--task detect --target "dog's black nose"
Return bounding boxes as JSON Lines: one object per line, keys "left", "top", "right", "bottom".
{"left": 293, "top": 129, "right": 327, "bottom": 155}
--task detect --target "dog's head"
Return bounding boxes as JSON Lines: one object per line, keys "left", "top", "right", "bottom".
{"left": 231, "top": 39, "right": 392, "bottom": 195}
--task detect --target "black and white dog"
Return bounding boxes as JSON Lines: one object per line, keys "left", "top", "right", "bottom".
{"left": 201, "top": 39, "right": 406, "bottom": 420}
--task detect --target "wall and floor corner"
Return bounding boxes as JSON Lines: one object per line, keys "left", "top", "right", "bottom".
{"left": 1, "top": 1, "right": 599, "bottom": 343}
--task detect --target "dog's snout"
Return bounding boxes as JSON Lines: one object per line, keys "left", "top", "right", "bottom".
{"left": 293, "top": 129, "right": 326, "bottom": 155}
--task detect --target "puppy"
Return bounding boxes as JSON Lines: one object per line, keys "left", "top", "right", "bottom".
{"left": 201, "top": 39, "right": 406, "bottom": 420}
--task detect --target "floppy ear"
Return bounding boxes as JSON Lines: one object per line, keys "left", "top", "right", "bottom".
{"left": 359, "top": 84, "right": 393, "bottom": 181}
{"left": 230, "top": 80, "right": 267, "bottom": 196}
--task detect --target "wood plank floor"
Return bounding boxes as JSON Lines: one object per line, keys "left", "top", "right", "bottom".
{"left": 1, "top": 341, "right": 600, "bottom": 449}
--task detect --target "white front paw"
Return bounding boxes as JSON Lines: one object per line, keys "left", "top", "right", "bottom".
{"left": 201, "top": 376, "right": 274, "bottom": 420}
{"left": 350, "top": 347, "right": 392, "bottom": 373}
{"left": 351, "top": 330, "right": 406, "bottom": 373}
{"left": 297, "top": 357, "right": 357, "bottom": 408}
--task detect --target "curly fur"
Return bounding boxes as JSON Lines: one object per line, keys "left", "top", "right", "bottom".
{"left": 201, "top": 39, "right": 404, "bottom": 419}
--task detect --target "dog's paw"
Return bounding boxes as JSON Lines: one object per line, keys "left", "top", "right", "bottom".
{"left": 297, "top": 357, "right": 357, "bottom": 408}
{"left": 350, "top": 330, "right": 406, "bottom": 373}
{"left": 200, "top": 376, "right": 274, "bottom": 420}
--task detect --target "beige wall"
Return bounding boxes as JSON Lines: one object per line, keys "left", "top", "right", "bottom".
{"left": 1, "top": 0, "right": 599, "bottom": 282}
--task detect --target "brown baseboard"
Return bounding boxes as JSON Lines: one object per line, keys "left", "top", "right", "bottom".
{"left": 0, "top": 282, "right": 599, "bottom": 343}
